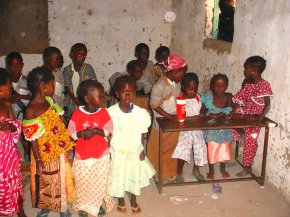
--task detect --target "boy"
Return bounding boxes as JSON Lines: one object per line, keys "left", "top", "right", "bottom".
{"left": 63, "top": 43, "right": 97, "bottom": 117}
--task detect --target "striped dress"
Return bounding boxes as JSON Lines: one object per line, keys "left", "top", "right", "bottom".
{"left": 0, "top": 117, "right": 24, "bottom": 216}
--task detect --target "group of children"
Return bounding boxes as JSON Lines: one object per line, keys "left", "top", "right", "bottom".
{"left": 0, "top": 40, "right": 273, "bottom": 217}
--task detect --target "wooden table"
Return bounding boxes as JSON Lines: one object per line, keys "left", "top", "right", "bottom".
{"left": 155, "top": 116, "right": 278, "bottom": 193}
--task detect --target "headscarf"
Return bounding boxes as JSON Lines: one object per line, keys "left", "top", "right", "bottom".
{"left": 164, "top": 54, "right": 187, "bottom": 71}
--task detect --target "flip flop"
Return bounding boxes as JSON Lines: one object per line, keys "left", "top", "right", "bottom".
{"left": 206, "top": 172, "right": 215, "bottom": 180}
{"left": 175, "top": 175, "right": 184, "bottom": 184}
{"left": 192, "top": 170, "right": 206, "bottom": 182}
{"left": 117, "top": 205, "right": 127, "bottom": 213}
{"left": 132, "top": 204, "right": 141, "bottom": 214}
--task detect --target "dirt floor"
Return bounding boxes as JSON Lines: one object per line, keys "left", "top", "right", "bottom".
{"left": 21, "top": 162, "right": 290, "bottom": 217}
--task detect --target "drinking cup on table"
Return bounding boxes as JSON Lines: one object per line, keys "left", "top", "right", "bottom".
{"left": 176, "top": 97, "right": 186, "bottom": 122}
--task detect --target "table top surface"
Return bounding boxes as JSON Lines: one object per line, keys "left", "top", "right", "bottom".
{"left": 156, "top": 115, "right": 278, "bottom": 132}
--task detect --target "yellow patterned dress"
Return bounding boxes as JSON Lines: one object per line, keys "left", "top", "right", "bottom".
{"left": 23, "top": 96, "right": 75, "bottom": 212}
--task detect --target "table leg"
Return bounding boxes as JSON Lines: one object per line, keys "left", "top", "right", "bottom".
{"left": 158, "top": 128, "right": 164, "bottom": 193}
{"left": 260, "top": 127, "right": 269, "bottom": 186}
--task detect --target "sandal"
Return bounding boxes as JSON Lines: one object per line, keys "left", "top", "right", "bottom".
{"left": 175, "top": 175, "right": 184, "bottom": 184}
{"left": 36, "top": 212, "right": 49, "bottom": 217}
{"left": 78, "top": 211, "right": 88, "bottom": 217}
{"left": 221, "top": 170, "right": 230, "bottom": 178}
{"left": 192, "top": 170, "right": 205, "bottom": 182}
{"left": 59, "top": 209, "right": 72, "bottom": 217}
{"left": 117, "top": 205, "right": 127, "bottom": 213}
{"left": 206, "top": 172, "right": 215, "bottom": 180}
{"left": 131, "top": 204, "right": 141, "bottom": 214}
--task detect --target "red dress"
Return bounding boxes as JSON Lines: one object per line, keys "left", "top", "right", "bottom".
{"left": 232, "top": 80, "right": 273, "bottom": 166}
{"left": 0, "top": 117, "right": 24, "bottom": 216}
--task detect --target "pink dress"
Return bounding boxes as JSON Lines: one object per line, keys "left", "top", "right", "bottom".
{"left": 232, "top": 80, "right": 273, "bottom": 166}
{"left": 0, "top": 116, "right": 24, "bottom": 216}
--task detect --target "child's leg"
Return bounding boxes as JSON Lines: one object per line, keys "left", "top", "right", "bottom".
{"left": 193, "top": 165, "right": 205, "bottom": 181}
{"left": 17, "top": 195, "right": 27, "bottom": 217}
{"left": 177, "top": 159, "right": 185, "bottom": 176}
{"left": 207, "top": 164, "right": 214, "bottom": 180}
{"left": 117, "top": 197, "right": 126, "bottom": 213}
{"left": 236, "top": 127, "right": 260, "bottom": 177}
{"left": 130, "top": 194, "right": 141, "bottom": 214}
{"left": 220, "top": 162, "right": 230, "bottom": 178}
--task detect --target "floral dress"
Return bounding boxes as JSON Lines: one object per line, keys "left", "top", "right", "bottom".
{"left": 172, "top": 96, "right": 208, "bottom": 166}
{"left": 23, "top": 96, "right": 75, "bottom": 212}
{"left": 201, "top": 92, "right": 233, "bottom": 164}
{"left": 0, "top": 117, "right": 24, "bottom": 216}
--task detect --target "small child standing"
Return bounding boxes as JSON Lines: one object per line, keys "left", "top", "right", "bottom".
{"left": 23, "top": 67, "right": 75, "bottom": 217}
{"left": 232, "top": 56, "right": 273, "bottom": 177}
{"left": 63, "top": 43, "right": 97, "bottom": 117}
{"left": 147, "top": 54, "right": 187, "bottom": 182}
{"left": 108, "top": 75, "right": 155, "bottom": 214}
{"left": 42, "top": 46, "right": 65, "bottom": 108}
{"left": 172, "top": 73, "right": 208, "bottom": 182}
{"left": 201, "top": 73, "right": 233, "bottom": 179}
{"left": 134, "top": 43, "right": 155, "bottom": 94}
{"left": 153, "top": 46, "right": 170, "bottom": 79}
{"left": 0, "top": 68, "right": 27, "bottom": 217}
{"left": 68, "top": 80, "right": 114, "bottom": 217}
{"left": 6, "top": 52, "right": 31, "bottom": 161}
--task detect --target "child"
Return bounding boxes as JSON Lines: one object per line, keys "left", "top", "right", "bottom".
{"left": 0, "top": 68, "right": 27, "bottom": 217}
{"left": 153, "top": 46, "right": 170, "bottom": 79}
{"left": 68, "top": 80, "right": 114, "bottom": 217}
{"left": 63, "top": 43, "right": 97, "bottom": 117}
{"left": 201, "top": 73, "right": 233, "bottom": 179}
{"left": 108, "top": 75, "right": 155, "bottom": 214}
{"left": 232, "top": 56, "right": 273, "bottom": 177}
{"left": 42, "top": 46, "right": 65, "bottom": 108}
{"left": 147, "top": 54, "right": 187, "bottom": 182}
{"left": 23, "top": 67, "right": 75, "bottom": 217}
{"left": 5, "top": 52, "right": 31, "bottom": 161}
{"left": 172, "top": 73, "right": 208, "bottom": 182}
{"left": 134, "top": 43, "right": 155, "bottom": 94}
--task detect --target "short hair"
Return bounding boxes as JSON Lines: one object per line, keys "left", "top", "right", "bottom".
{"left": 135, "top": 43, "right": 149, "bottom": 55}
{"left": 27, "top": 67, "right": 54, "bottom": 95}
{"left": 77, "top": 79, "right": 104, "bottom": 104}
{"left": 210, "top": 73, "right": 229, "bottom": 90}
{"left": 5, "top": 52, "right": 23, "bottom": 66}
{"left": 113, "top": 75, "right": 136, "bottom": 92}
{"left": 155, "top": 46, "right": 170, "bottom": 58}
{"left": 181, "top": 72, "right": 199, "bottom": 91}
{"left": 70, "top": 43, "right": 87, "bottom": 54}
{"left": 126, "top": 60, "right": 142, "bottom": 73}
{"left": 245, "top": 56, "right": 266, "bottom": 73}
{"left": 43, "top": 46, "right": 61, "bottom": 62}
{"left": 0, "top": 68, "right": 11, "bottom": 85}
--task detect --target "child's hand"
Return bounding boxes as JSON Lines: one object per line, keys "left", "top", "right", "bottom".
{"left": 81, "top": 128, "right": 96, "bottom": 140}
{"left": 0, "top": 121, "right": 16, "bottom": 132}
{"left": 167, "top": 114, "right": 177, "bottom": 122}
{"left": 139, "top": 151, "right": 145, "bottom": 161}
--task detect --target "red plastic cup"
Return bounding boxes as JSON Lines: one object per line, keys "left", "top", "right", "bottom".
{"left": 176, "top": 97, "right": 186, "bottom": 122}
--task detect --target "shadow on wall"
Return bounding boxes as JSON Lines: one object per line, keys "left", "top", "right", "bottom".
{"left": 0, "top": 0, "right": 49, "bottom": 56}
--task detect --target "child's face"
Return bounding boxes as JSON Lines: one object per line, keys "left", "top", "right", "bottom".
{"left": 87, "top": 88, "right": 104, "bottom": 108}
{"left": 47, "top": 53, "right": 61, "bottom": 70}
{"left": 44, "top": 78, "right": 55, "bottom": 97}
{"left": 184, "top": 81, "right": 198, "bottom": 99}
{"left": 128, "top": 66, "right": 143, "bottom": 81}
{"left": 57, "top": 54, "right": 64, "bottom": 69}
{"left": 71, "top": 49, "right": 87, "bottom": 66}
{"left": 116, "top": 83, "right": 136, "bottom": 106}
{"left": 0, "top": 80, "right": 12, "bottom": 100}
{"left": 7, "top": 59, "right": 24, "bottom": 82}
{"left": 243, "top": 62, "right": 255, "bottom": 79}
{"left": 172, "top": 66, "right": 187, "bottom": 83}
{"left": 212, "top": 78, "right": 228, "bottom": 95}
{"left": 156, "top": 51, "right": 170, "bottom": 63}
{"left": 136, "top": 48, "right": 149, "bottom": 63}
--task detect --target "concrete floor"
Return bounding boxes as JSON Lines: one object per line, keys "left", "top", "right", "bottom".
{"left": 21, "top": 162, "right": 290, "bottom": 217}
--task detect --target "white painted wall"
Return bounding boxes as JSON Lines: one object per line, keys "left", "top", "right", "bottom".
{"left": 171, "top": 0, "right": 290, "bottom": 201}
{"left": 0, "top": 0, "right": 172, "bottom": 90}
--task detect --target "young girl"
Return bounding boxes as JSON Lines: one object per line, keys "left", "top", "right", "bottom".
{"left": 172, "top": 73, "right": 208, "bottom": 182}
{"left": 153, "top": 46, "right": 170, "bottom": 79}
{"left": 201, "top": 73, "right": 233, "bottom": 179}
{"left": 0, "top": 68, "right": 27, "bottom": 217}
{"left": 68, "top": 80, "right": 114, "bottom": 217}
{"left": 22, "top": 67, "right": 75, "bottom": 217}
{"left": 147, "top": 54, "right": 187, "bottom": 182}
{"left": 108, "top": 75, "right": 155, "bottom": 214}
{"left": 232, "top": 56, "right": 273, "bottom": 177}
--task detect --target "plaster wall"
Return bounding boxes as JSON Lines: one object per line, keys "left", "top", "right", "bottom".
{"left": 171, "top": 0, "right": 290, "bottom": 201}
{"left": 0, "top": 0, "right": 172, "bottom": 90}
